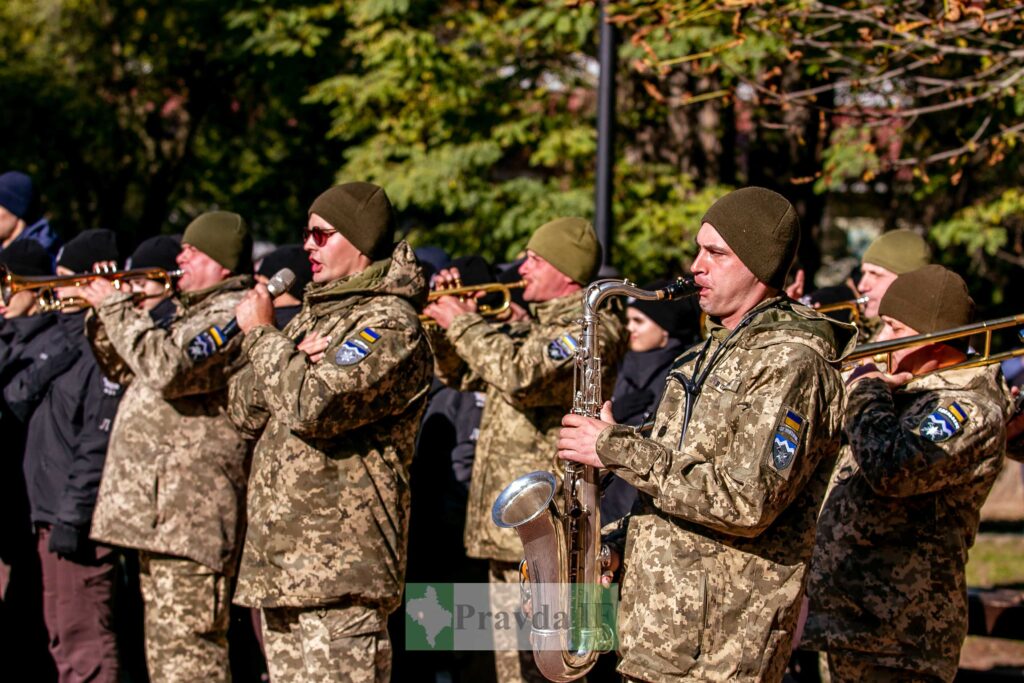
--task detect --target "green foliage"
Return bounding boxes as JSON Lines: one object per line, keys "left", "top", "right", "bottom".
{"left": 815, "top": 126, "right": 883, "bottom": 194}
{"left": 614, "top": 170, "right": 729, "bottom": 281}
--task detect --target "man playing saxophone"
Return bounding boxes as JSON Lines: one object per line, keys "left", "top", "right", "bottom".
{"left": 423, "top": 217, "right": 626, "bottom": 683}
{"left": 558, "top": 187, "right": 855, "bottom": 683}
{"left": 802, "top": 265, "right": 1013, "bottom": 682}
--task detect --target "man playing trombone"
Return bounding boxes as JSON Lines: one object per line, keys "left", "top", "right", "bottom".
{"left": 802, "top": 264, "right": 1013, "bottom": 682}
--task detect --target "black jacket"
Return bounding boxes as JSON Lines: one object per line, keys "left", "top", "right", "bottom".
{"left": 0, "top": 312, "right": 62, "bottom": 559}
{"left": 22, "top": 311, "right": 124, "bottom": 556}
{"left": 602, "top": 339, "right": 686, "bottom": 523}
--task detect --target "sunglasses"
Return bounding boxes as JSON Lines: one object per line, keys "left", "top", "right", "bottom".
{"left": 303, "top": 226, "right": 337, "bottom": 247}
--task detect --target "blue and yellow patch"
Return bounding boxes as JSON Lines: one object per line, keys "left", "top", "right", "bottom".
{"left": 769, "top": 408, "right": 805, "bottom": 477}
{"left": 335, "top": 327, "right": 382, "bottom": 366}
{"left": 919, "top": 401, "right": 969, "bottom": 442}
{"left": 547, "top": 333, "right": 579, "bottom": 361}
{"left": 359, "top": 327, "right": 381, "bottom": 343}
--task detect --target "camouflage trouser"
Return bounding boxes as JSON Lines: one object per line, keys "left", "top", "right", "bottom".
{"left": 490, "top": 560, "right": 547, "bottom": 683}
{"left": 261, "top": 604, "right": 390, "bottom": 683}
{"left": 825, "top": 651, "right": 946, "bottom": 683}
{"left": 138, "top": 552, "right": 231, "bottom": 682}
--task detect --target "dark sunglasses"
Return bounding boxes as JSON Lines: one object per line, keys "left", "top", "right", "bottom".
{"left": 303, "top": 226, "right": 337, "bottom": 247}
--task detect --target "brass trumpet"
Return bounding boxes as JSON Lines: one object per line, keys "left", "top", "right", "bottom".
{"left": 0, "top": 265, "right": 183, "bottom": 312}
{"left": 420, "top": 280, "right": 526, "bottom": 325}
{"left": 841, "top": 313, "right": 1024, "bottom": 376}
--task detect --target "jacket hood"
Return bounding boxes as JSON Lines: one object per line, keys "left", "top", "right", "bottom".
{"left": 708, "top": 296, "right": 858, "bottom": 363}
{"left": 304, "top": 240, "right": 426, "bottom": 312}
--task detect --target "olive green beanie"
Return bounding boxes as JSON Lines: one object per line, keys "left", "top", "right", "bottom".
{"left": 308, "top": 182, "right": 395, "bottom": 260}
{"left": 525, "top": 217, "right": 602, "bottom": 285}
{"left": 861, "top": 229, "right": 932, "bottom": 275}
{"left": 182, "top": 211, "right": 252, "bottom": 274}
{"left": 879, "top": 264, "right": 974, "bottom": 334}
{"left": 701, "top": 187, "right": 799, "bottom": 289}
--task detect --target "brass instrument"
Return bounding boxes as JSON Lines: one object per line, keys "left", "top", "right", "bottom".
{"left": 814, "top": 295, "right": 869, "bottom": 325}
{"left": 0, "top": 265, "right": 183, "bottom": 312}
{"left": 492, "top": 277, "right": 699, "bottom": 682}
{"left": 841, "top": 313, "right": 1024, "bottom": 376}
{"left": 420, "top": 280, "right": 526, "bottom": 324}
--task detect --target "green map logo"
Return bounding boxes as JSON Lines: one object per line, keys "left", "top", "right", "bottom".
{"left": 405, "top": 583, "right": 455, "bottom": 650}
{"left": 405, "top": 582, "right": 617, "bottom": 652}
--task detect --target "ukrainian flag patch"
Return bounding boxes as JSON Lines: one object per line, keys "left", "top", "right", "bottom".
{"left": 359, "top": 327, "right": 381, "bottom": 344}
{"left": 769, "top": 407, "right": 805, "bottom": 478}
{"left": 547, "top": 333, "right": 579, "bottom": 361}
{"left": 919, "top": 401, "right": 969, "bottom": 442}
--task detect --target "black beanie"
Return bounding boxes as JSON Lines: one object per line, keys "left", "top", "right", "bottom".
{"left": 628, "top": 279, "right": 702, "bottom": 341}
{"left": 0, "top": 240, "right": 53, "bottom": 276}
{"left": 701, "top": 187, "right": 800, "bottom": 289}
{"left": 57, "top": 229, "right": 119, "bottom": 273}
{"left": 258, "top": 245, "right": 312, "bottom": 294}
{"left": 879, "top": 265, "right": 974, "bottom": 334}
{"left": 128, "top": 235, "right": 181, "bottom": 271}
{"left": 308, "top": 182, "right": 396, "bottom": 260}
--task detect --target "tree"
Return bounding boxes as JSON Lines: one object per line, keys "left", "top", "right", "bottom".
{"left": 0, "top": 0, "right": 348, "bottom": 248}
{"left": 607, "top": 0, "right": 1024, "bottom": 304}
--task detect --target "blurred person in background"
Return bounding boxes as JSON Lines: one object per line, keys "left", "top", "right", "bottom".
{"left": 0, "top": 171, "right": 61, "bottom": 264}
{"left": 18, "top": 230, "right": 124, "bottom": 683}
{"left": 0, "top": 239, "right": 59, "bottom": 679}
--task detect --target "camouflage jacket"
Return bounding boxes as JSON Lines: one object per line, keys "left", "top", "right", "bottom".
{"left": 229, "top": 242, "right": 433, "bottom": 613}
{"left": 803, "top": 365, "right": 1011, "bottom": 681}
{"left": 431, "top": 291, "right": 626, "bottom": 562}
{"left": 596, "top": 298, "right": 855, "bottom": 683}
{"left": 88, "top": 276, "right": 252, "bottom": 573}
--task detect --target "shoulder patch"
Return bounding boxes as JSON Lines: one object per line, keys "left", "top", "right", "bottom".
{"left": 547, "top": 333, "right": 579, "bottom": 361}
{"left": 768, "top": 408, "right": 805, "bottom": 478}
{"left": 334, "top": 326, "right": 384, "bottom": 366}
{"left": 919, "top": 401, "right": 969, "bottom": 442}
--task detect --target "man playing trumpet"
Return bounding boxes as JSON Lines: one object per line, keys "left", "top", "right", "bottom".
{"left": 80, "top": 213, "right": 254, "bottom": 682}
{"left": 424, "top": 217, "right": 626, "bottom": 683}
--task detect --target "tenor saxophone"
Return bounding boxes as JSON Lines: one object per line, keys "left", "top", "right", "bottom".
{"left": 492, "top": 277, "right": 698, "bottom": 682}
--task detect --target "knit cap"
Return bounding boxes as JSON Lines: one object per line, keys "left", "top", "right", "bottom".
{"left": 182, "top": 211, "right": 252, "bottom": 274}
{"left": 879, "top": 264, "right": 974, "bottom": 334}
{"left": 308, "top": 182, "right": 395, "bottom": 260}
{"left": 861, "top": 229, "right": 932, "bottom": 275}
{"left": 525, "top": 217, "right": 601, "bottom": 285}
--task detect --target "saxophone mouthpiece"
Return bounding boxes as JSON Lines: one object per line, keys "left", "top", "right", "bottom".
{"left": 660, "top": 276, "right": 698, "bottom": 300}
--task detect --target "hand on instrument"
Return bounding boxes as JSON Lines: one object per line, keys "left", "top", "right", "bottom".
{"left": 297, "top": 330, "right": 332, "bottom": 364}
{"left": 557, "top": 401, "right": 617, "bottom": 468}
{"left": 423, "top": 295, "right": 478, "bottom": 330}
{"left": 78, "top": 278, "right": 119, "bottom": 308}
{"left": 845, "top": 362, "right": 912, "bottom": 390}
{"left": 430, "top": 267, "right": 462, "bottom": 292}
{"left": 235, "top": 284, "right": 275, "bottom": 334}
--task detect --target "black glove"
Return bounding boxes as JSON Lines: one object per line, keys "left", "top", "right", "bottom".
{"left": 48, "top": 522, "right": 91, "bottom": 560}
